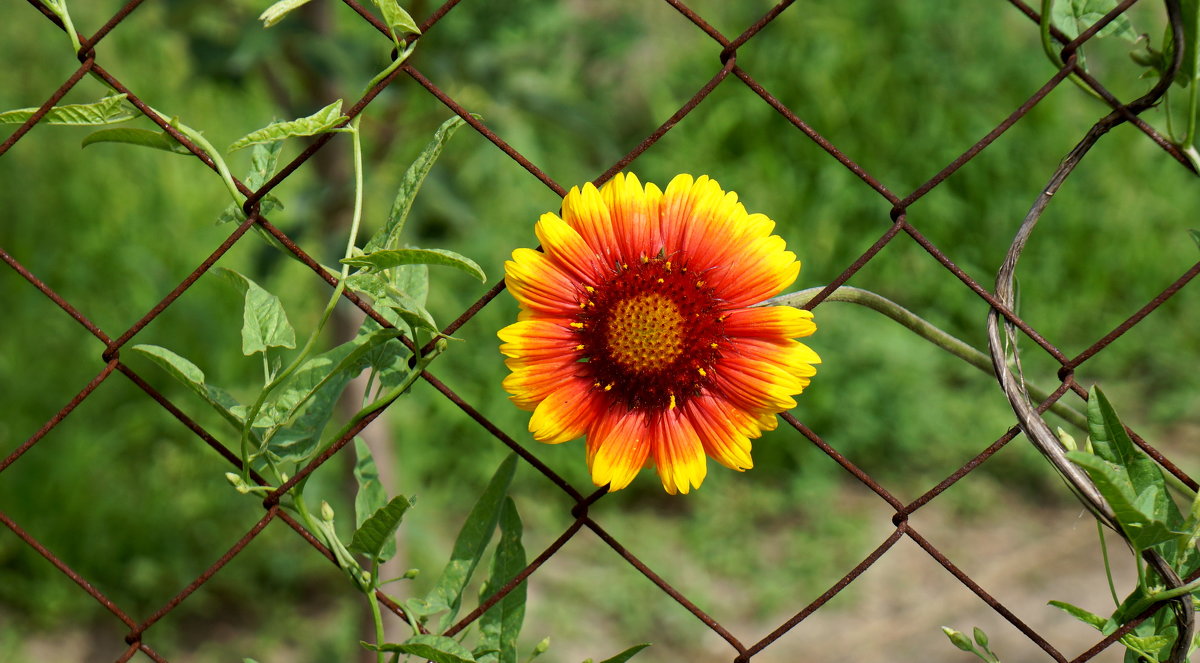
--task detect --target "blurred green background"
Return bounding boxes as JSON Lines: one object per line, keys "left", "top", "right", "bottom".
{"left": 2, "top": 1, "right": 1200, "bottom": 662}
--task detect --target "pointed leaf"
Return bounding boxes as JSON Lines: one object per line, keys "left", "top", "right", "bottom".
{"left": 82, "top": 127, "right": 192, "bottom": 154}
{"left": 1178, "top": 0, "right": 1200, "bottom": 84}
{"left": 214, "top": 267, "right": 296, "bottom": 355}
{"left": 350, "top": 495, "right": 412, "bottom": 564}
{"left": 1088, "top": 387, "right": 1177, "bottom": 525}
{"left": 373, "top": 0, "right": 422, "bottom": 40}
{"left": 423, "top": 454, "right": 518, "bottom": 628}
{"left": 479, "top": 498, "right": 526, "bottom": 663}
{"left": 1189, "top": 228, "right": 1200, "bottom": 249}
{"left": 1, "top": 94, "right": 134, "bottom": 126}
{"left": 353, "top": 438, "right": 388, "bottom": 528}
{"left": 229, "top": 100, "right": 347, "bottom": 151}
{"left": 131, "top": 345, "right": 262, "bottom": 441}
{"left": 265, "top": 328, "right": 401, "bottom": 462}
{"left": 1053, "top": 0, "right": 1137, "bottom": 41}
{"left": 365, "top": 115, "right": 468, "bottom": 254}
{"left": 596, "top": 644, "right": 652, "bottom": 663}
{"left": 1049, "top": 600, "right": 1108, "bottom": 629}
{"left": 371, "top": 635, "right": 477, "bottom": 663}
{"left": 259, "top": 0, "right": 315, "bottom": 27}
{"left": 1067, "top": 451, "right": 1178, "bottom": 551}
{"left": 343, "top": 247, "right": 485, "bottom": 282}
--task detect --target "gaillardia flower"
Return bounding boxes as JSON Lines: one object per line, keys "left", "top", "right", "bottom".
{"left": 499, "top": 173, "right": 819, "bottom": 494}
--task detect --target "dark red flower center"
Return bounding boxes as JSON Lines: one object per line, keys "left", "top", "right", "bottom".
{"left": 574, "top": 256, "right": 724, "bottom": 411}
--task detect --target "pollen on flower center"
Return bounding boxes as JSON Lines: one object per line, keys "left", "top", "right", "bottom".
{"left": 605, "top": 293, "right": 684, "bottom": 372}
{"left": 575, "top": 256, "right": 724, "bottom": 411}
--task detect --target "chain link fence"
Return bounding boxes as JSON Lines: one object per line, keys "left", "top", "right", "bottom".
{"left": 4, "top": 0, "right": 1200, "bottom": 661}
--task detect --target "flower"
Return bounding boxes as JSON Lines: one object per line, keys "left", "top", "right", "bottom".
{"left": 498, "top": 173, "right": 819, "bottom": 494}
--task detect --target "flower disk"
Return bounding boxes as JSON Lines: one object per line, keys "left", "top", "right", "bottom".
{"left": 499, "top": 173, "right": 820, "bottom": 494}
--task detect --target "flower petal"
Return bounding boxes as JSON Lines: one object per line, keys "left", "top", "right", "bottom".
{"left": 535, "top": 213, "right": 607, "bottom": 284}
{"left": 650, "top": 412, "right": 707, "bottom": 495}
{"left": 505, "top": 248, "right": 580, "bottom": 317}
{"left": 599, "top": 172, "right": 660, "bottom": 264}
{"left": 722, "top": 306, "right": 816, "bottom": 340}
{"left": 528, "top": 379, "right": 603, "bottom": 444}
{"left": 561, "top": 183, "right": 620, "bottom": 265}
{"left": 587, "top": 408, "right": 651, "bottom": 491}
{"left": 684, "top": 394, "right": 756, "bottom": 471}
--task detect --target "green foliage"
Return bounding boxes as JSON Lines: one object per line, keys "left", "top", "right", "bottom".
{"left": 371, "top": 0, "right": 422, "bottom": 43}
{"left": 214, "top": 267, "right": 297, "bottom": 356}
{"left": 349, "top": 494, "right": 412, "bottom": 564}
{"left": 408, "top": 454, "right": 518, "bottom": 628}
{"left": 217, "top": 141, "right": 284, "bottom": 224}
{"left": 0, "top": 94, "right": 134, "bottom": 125}
{"left": 342, "top": 247, "right": 486, "bottom": 282}
{"left": 591, "top": 643, "right": 653, "bottom": 663}
{"left": 1050, "top": 0, "right": 1136, "bottom": 41}
{"left": 81, "top": 126, "right": 193, "bottom": 154}
{"left": 368, "top": 634, "right": 478, "bottom": 663}
{"left": 1046, "top": 388, "right": 1200, "bottom": 662}
{"left": 228, "top": 99, "right": 348, "bottom": 151}
{"left": 258, "top": 0, "right": 314, "bottom": 28}
{"left": 478, "top": 497, "right": 526, "bottom": 663}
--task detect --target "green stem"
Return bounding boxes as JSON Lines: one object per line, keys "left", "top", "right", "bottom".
{"left": 368, "top": 560, "right": 386, "bottom": 663}
{"left": 765, "top": 286, "right": 1089, "bottom": 430}
{"left": 1098, "top": 520, "right": 1121, "bottom": 606}
{"left": 43, "top": 0, "right": 82, "bottom": 54}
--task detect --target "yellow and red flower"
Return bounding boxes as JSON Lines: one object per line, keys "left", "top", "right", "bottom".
{"left": 499, "top": 173, "right": 819, "bottom": 494}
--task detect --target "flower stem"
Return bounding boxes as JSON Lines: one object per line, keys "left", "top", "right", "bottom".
{"left": 765, "top": 285, "right": 1088, "bottom": 430}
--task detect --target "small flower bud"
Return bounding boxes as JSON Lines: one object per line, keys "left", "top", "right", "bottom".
{"left": 402, "top": 568, "right": 420, "bottom": 579}
{"left": 973, "top": 627, "right": 989, "bottom": 648}
{"left": 225, "top": 472, "right": 251, "bottom": 494}
{"left": 942, "top": 626, "right": 973, "bottom": 652}
{"left": 320, "top": 500, "right": 335, "bottom": 523}
{"left": 1054, "top": 427, "right": 1077, "bottom": 452}
{"left": 532, "top": 637, "right": 550, "bottom": 656}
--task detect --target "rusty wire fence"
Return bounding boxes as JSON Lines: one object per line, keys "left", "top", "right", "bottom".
{"left": 4, "top": 0, "right": 1200, "bottom": 661}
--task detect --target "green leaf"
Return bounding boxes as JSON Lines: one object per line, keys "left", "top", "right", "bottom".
{"left": 353, "top": 438, "right": 388, "bottom": 529}
{"left": 347, "top": 269, "right": 436, "bottom": 340}
{"left": 82, "top": 127, "right": 192, "bottom": 154}
{"left": 479, "top": 498, "right": 527, "bottom": 663}
{"left": 1122, "top": 634, "right": 1172, "bottom": 655}
{"left": 372, "top": 0, "right": 422, "bottom": 40}
{"left": 229, "top": 100, "right": 347, "bottom": 151}
{"left": 130, "top": 345, "right": 262, "bottom": 441}
{"left": 1178, "top": 0, "right": 1200, "bottom": 84}
{"left": 259, "top": 0, "right": 315, "bottom": 28}
{"left": 265, "top": 328, "right": 401, "bottom": 462}
{"left": 1088, "top": 387, "right": 1178, "bottom": 525}
{"left": 369, "top": 635, "right": 477, "bottom": 663}
{"left": 343, "top": 247, "right": 486, "bottom": 282}
{"left": 213, "top": 267, "right": 296, "bottom": 356}
{"left": 1049, "top": 600, "right": 1108, "bottom": 629}
{"left": 365, "top": 116, "right": 469, "bottom": 254}
{"left": 596, "top": 644, "right": 652, "bottom": 663}
{"left": 0, "top": 94, "right": 134, "bottom": 126}
{"left": 419, "top": 454, "right": 518, "bottom": 628}
{"left": 1052, "top": 0, "right": 1137, "bottom": 42}
{"left": 1067, "top": 451, "right": 1178, "bottom": 551}
{"left": 1189, "top": 228, "right": 1200, "bottom": 249}
{"left": 218, "top": 141, "right": 285, "bottom": 225}
{"left": 349, "top": 495, "right": 412, "bottom": 564}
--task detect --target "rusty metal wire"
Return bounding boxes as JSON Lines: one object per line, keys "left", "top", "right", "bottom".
{"left": 4, "top": 0, "right": 1200, "bottom": 661}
